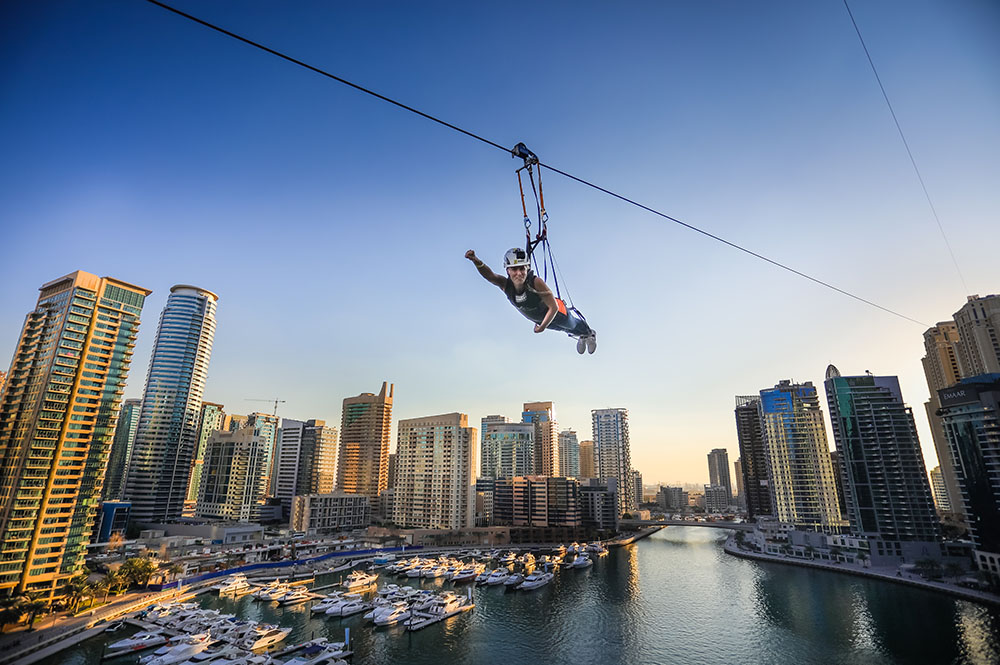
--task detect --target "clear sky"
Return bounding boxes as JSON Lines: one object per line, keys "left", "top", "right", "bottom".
{"left": 2, "top": 1, "right": 998, "bottom": 486}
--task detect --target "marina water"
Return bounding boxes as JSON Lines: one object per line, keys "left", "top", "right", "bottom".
{"left": 43, "top": 528, "right": 1000, "bottom": 665}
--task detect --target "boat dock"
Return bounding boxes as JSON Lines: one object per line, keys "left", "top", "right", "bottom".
{"left": 405, "top": 602, "right": 475, "bottom": 631}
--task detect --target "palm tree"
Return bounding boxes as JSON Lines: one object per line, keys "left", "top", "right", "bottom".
{"left": 105, "top": 570, "right": 126, "bottom": 597}
{"left": 166, "top": 564, "right": 184, "bottom": 583}
{"left": 21, "top": 591, "right": 48, "bottom": 630}
{"left": 64, "top": 574, "right": 91, "bottom": 614}
{"left": 120, "top": 557, "right": 156, "bottom": 589}
{"left": 93, "top": 578, "right": 112, "bottom": 605}
{"left": 855, "top": 551, "right": 869, "bottom": 568}
{"left": 0, "top": 596, "right": 23, "bottom": 632}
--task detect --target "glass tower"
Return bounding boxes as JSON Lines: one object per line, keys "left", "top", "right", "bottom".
{"left": 103, "top": 398, "right": 142, "bottom": 501}
{"left": 592, "top": 408, "right": 633, "bottom": 515}
{"left": 124, "top": 285, "right": 218, "bottom": 524}
{"left": 0, "top": 271, "right": 149, "bottom": 600}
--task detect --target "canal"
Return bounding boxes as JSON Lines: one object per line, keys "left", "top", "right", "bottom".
{"left": 42, "top": 527, "right": 1000, "bottom": 664}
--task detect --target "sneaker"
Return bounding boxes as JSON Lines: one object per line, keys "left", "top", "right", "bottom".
{"left": 586, "top": 333, "right": 597, "bottom": 354}
{"left": 576, "top": 337, "right": 586, "bottom": 354}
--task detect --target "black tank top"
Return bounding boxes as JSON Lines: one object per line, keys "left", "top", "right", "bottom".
{"left": 504, "top": 273, "right": 548, "bottom": 323}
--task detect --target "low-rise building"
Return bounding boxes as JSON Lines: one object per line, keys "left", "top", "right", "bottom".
{"left": 291, "top": 493, "right": 371, "bottom": 535}
{"left": 580, "top": 477, "right": 619, "bottom": 531}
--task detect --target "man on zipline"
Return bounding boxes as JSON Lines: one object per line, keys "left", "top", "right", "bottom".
{"left": 466, "top": 247, "right": 597, "bottom": 354}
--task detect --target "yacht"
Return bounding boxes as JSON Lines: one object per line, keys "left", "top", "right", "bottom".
{"left": 252, "top": 581, "right": 288, "bottom": 601}
{"left": 485, "top": 569, "right": 510, "bottom": 585}
{"left": 177, "top": 644, "right": 243, "bottom": 665}
{"left": 310, "top": 593, "right": 345, "bottom": 613}
{"left": 423, "top": 565, "right": 448, "bottom": 579}
{"left": 277, "top": 587, "right": 312, "bottom": 605}
{"left": 451, "top": 567, "right": 478, "bottom": 583}
{"left": 283, "top": 641, "right": 350, "bottom": 665}
{"left": 517, "top": 571, "right": 554, "bottom": 590}
{"left": 241, "top": 625, "right": 292, "bottom": 651}
{"left": 475, "top": 569, "right": 492, "bottom": 584}
{"left": 331, "top": 595, "right": 368, "bottom": 617}
{"left": 109, "top": 631, "right": 167, "bottom": 652}
{"left": 498, "top": 551, "right": 517, "bottom": 565}
{"left": 342, "top": 570, "right": 377, "bottom": 590}
{"left": 570, "top": 554, "right": 594, "bottom": 569}
{"left": 517, "top": 553, "right": 536, "bottom": 566}
{"left": 503, "top": 573, "right": 524, "bottom": 587}
{"left": 213, "top": 573, "right": 251, "bottom": 596}
{"left": 372, "top": 600, "right": 412, "bottom": 626}
{"left": 140, "top": 634, "right": 211, "bottom": 665}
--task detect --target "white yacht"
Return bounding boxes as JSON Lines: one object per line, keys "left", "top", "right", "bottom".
{"left": 504, "top": 573, "right": 524, "bottom": 587}
{"left": 342, "top": 570, "right": 377, "bottom": 590}
{"left": 517, "top": 553, "right": 536, "bottom": 566}
{"left": 451, "top": 567, "right": 478, "bottom": 583}
{"left": 213, "top": 573, "right": 251, "bottom": 596}
{"left": 571, "top": 554, "right": 594, "bottom": 569}
{"left": 498, "top": 551, "right": 517, "bottom": 565}
{"left": 475, "top": 569, "right": 492, "bottom": 584}
{"left": 325, "top": 592, "right": 366, "bottom": 617}
{"left": 108, "top": 631, "right": 167, "bottom": 652}
{"left": 252, "top": 581, "right": 289, "bottom": 601}
{"left": 241, "top": 625, "right": 291, "bottom": 651}
{"left": 277, "top": 587, "right": 312, "bottom": 605}
{"left": 371, "top": 600, "right": 411, "bottom": 626}
{"left": 283, "top": 641, "right": 350, "bottom": 665}
{"left": 517, "top": 571, "right": 554, "bottom": 590}
{"left": 140, "top": 634, "right": 211, "bottom": 665}
{"left": 485, "top": 569, "right": 510, "bottom": 585}
{"left": 310, "top": 593, "right": 345, "bottom": 613}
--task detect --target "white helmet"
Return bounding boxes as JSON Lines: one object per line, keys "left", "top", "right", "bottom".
{"left": 503, "top": 247, "right": 530, "bottom": 270}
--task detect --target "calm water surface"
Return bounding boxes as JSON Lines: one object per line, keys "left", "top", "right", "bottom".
{"left": 44, "top": 528, "right": 1000, "bottom": 665}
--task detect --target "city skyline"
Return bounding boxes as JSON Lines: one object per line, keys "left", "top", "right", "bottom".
{"left": 2, "top": 1, "right": 998, "bottom": 484}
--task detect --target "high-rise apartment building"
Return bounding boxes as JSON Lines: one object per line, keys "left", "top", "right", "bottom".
{"left": 336, "top": 382, "right": 393, "bottom": 505}
{"left": 290, "top": 492, "right": 370, "bottom": 535}
{"left": 124, "top": 285, "right": 218, "bottom": 524}
{"left": 393, "top": 413, "right": 475, "bottom": 530}
{"left": 223, "top": 414, "right": 248, "bottom": 432}
{"left": 523, "top": 401, "right": 559, "bottom": 477}
{"left": 733, "top": 458, "right": 745, "bottom": 509}
{"left": 0, "top": 370, "right": 7, "bottom": 399}
{"left": 630, "top": 469, "right": 643, "bottom": 507}
{"left": 759, "top": 381, "right": 843, "bottom": 530}
{"left": 481, "top": 415, "right": 510, "bottom": 449}
{"left": 954, "top": 295, "right": 1000, "bottom": 377}
{"left": 103, "top": 398, "right": 141, "bottom": 501}
{"left": 274, "top": 418, "right": 338, "bottom": 517}
{"left": 592, "top": 408, "right": 633, "bottom": 515}
{"left": 195, "top": 426, "right": 270, "bottom": 522}
{"left": 558, "top": 429, "right": 580, "bottom": 478}
{"left": 824, "top": 366, "right": 939, "bottom": 553}
{"left": 481, "top": 422, "right": 534, "bottom": 480}
{"left": 579, "top": 440, "right": 595, "bottom": 479}
{"left": 734, "top": 395, "right": 771, "bottom": 519}
{"left": 921, "top": 322, "right": 965, "bottom": 519}
{"left": 937, "top": 375, "right": 1000, "bottom": 585}
{"left": 0, "top": 271, "right": 149, "bottom": 600}
{"left": 579, "top": 478, "right": 619, "bottom": 531}
{"left": 929, "top": 466, "right": 951, "bottom": 512}
{"left": 500, "top": 476, "right": 581, "bottom": 527}
{"left": 186, "top": 402, "right": 225, "bottom": 503}
{"left": 707, "top": 448, "right": 732, "bottom": 499}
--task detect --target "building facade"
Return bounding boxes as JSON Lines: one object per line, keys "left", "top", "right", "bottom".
{"left": 480, "top": 422, "right": 534, "bottom": 480}
{"left": 186, "top": 401, "right": 225, "bottom": 504}
{"left": 733, "top": 458, "right": 745, "bottom": 510}
{"left": 954, "top": 295, "right": 1000, "bottom": 377}
{"left": 734, "top": 395, "right": 771, "bottom": 519}
{"left": 930, "top": 466, "right": 951, "bottom": 512}
{"left": 0, "top": 271, "right": 149, "bottom": 600}
{"left": 579, "top": 478, "right": 619, "bottom": 531}
{"left": 195, "top": 426, "right": 270, "bottom": 522}
{"left": 124, "top": 285, "right": 218, "bottom": 524}
{"left": 823, "top": 367, "right": 939, "bottom": 555}
{"left": 393, "top": 413, "right": 476, "bottom": 530}
{"left": 504, "top": 476, "right": 581, "bottom": 527}
{"left": 103, "top": 398, "right": 141, "bottom": 501}
{"left": 274, "top": 418, "right": 338, "bottom": 518}
{"left": 592, "top": 408, "right": 633, "bottom": 515}
{"left": 336, "top": 382, "right": 393, "bottom": 505}
{"left": 921, "top": 321, "right": 966, "bottom": 520}
{"left": 291, "top": 492, "right": 370, "bottom": 535}
{"left": 707, "top": 448, "right": 733, "bottom": 500}
{"left": 557, "top": 429, "right": 580, "bottom": 478}
{"left": 523, "top": 401, "right": 559, "bottom": 477}
{"left": 578, "top": 440, "right": 595, "bottom": 479}
{"left": 630, "top": 469, "right": 643, "bottom": 509}
{"left": 704, "top": 484, "right": 730, "bottom": 513}
{"left": 937, "top": 375, "right": 1000, "bottom": 585}
{"left": 759, "top": 380, "right": 843, "bottom": 530}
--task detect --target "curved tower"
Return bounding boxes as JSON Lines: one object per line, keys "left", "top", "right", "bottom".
{"left": 124, "top": 285, "right": 218, "bottom": 524}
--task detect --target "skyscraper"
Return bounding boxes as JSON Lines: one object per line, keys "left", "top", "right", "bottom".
{"left": 824, "top": 366, "right": 939, "bottom": 552}
{"left": 558, "top": 429, "right": 580, "bottom": 478}
{"left": 481, "top": 415, "right": 510, "bottom": 448}
{"left": 393, "top": 413, "right": 476, "bottom": 529}
{"left": 707, "top": 448, "right": 732, "bottom": 499}
{"left": 630, "top": 469, "right": 643, "bottom": 507}
{"left": 103, "top": 398, "right": 141, "bottom": 501}
{"left": 481, "top": 422, "right": 534, "bottom": 479}
{"left": 523, "top": 401, "right": 559, "bottom": 477}
{"left": 187, "top": 401, "right": 225, "bottom": 504}
{"left": 954, "top": 295, "right": 1000, "bottom": 377}
{"left": 274, "top": 418, "right": 338, "bottom": 517}
{"left": 733, "top": 458, "right": 745, "bottom": 510}
{"left": 592, "top": 408, "right": 633, "bottom": 515}
{"left": 759, "top": 380, "right": 843, "bottom": 530}
{"left": 921, "top": 322, "right": 965, "bottom": 520}
{"left": 245, "top": 412, "right": 279, "bottom": 495}
{"left": 734, "top": 395, "right": 771, "bottom": 519}
{"left": 929, "top": 466, "right": 951, "bottom": 512}
{"left": 124, "top": 285, "right": 218, "bottom": 524}
{"left": 937, "top": 375, "right": 1000, "bottom": 586}
{"left": 195, "top": 426, "right": 270, "bottom": 522}
{"left": 0, "top": 271, "right": 149, "bottom": 600}
{"left": 579, "top": 440, "right": 596, "bottom": 479}
{"left": 336, "top": 382, "right": 393, "bottom": 505}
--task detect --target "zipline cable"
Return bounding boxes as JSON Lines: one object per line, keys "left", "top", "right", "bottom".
{"left": 843, "top": 0, "right": 968, "bottom": 294}
{"left": 144, "top": 0, "right": 929, "bottom": 328}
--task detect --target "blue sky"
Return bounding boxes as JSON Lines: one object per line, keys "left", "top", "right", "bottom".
{"left": 1, "top": 1, "right": 998, "bottom": 485}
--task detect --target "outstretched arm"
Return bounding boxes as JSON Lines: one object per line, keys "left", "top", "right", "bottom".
{"left": 465, "top": 250, "right": 506, "bottom": 288}
{"left": 530, "top": 275, "right": 559, "bottom": 333}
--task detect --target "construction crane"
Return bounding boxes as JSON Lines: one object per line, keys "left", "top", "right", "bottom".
{"left": 245, "top": 398, "right": 286, "bottom": 416}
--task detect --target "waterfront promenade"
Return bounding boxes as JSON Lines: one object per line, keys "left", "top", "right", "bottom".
{"left": 723, "top": 535, "right": 1000, "bottom": 607}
